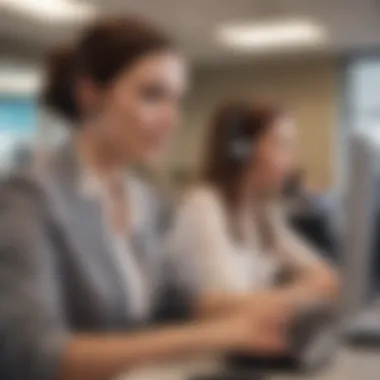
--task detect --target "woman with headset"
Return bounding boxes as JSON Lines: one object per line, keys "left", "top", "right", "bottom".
{"left": 0, "top": 18, "right": 290, "bottom": 380}
{"left": 169, "top": 100, "right": 339, "bottom": 312}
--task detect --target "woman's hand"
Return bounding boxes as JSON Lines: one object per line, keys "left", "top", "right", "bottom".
{"left": 247, "top": 290, "right": 297, "bottom": 331}
{"left": 222, "top": 305, "right": 290, "bottom": 356}
{"left": 230, "top": 290, "right": 301, "bottom": 355}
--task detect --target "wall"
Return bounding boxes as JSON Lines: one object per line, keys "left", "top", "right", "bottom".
{"left": 0, "top": 39, "right": 340, "bottom": 190}
{"left": 172, "top": 57, "right": 339, "bottom": 190}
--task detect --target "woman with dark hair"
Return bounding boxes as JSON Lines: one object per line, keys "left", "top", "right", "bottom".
{"left": 169, "top": 99, "right": 339, "bottom": 312}
{"left": 0, "top": 18, "right": 286, "bottom": 380}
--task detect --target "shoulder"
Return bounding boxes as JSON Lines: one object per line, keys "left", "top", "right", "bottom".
{"left": 180, "top": 184, "right": 225, "bottom": 215}
{"left": 0, "top": 174, "right": 48, "bottom": 242}
{"left": 174, "top": 184, "right": 228, "bottom": 229}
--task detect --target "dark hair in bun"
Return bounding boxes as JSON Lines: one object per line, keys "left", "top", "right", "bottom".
{"left": 42, "top": 45, "right": 79, "bottom": 122}
{"left": 41, "top": 16, "right": 175, "bottom": 124}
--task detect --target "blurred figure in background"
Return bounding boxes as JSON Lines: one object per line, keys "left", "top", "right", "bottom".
{"left": 283, "top": 167, "right": 328, "bottom": 215}
{"left": 169, "top": 99, "right": 339, "bottom": 310}
{"left": 0, "top": 17, "right": 290, "bottom": 380}
{"left": 283, "top": 167, "right": 338, "bottom": 259}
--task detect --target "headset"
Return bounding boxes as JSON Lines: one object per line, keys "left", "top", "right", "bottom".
{"left": 225, "top": 106, "right": 256, "bottom": 167}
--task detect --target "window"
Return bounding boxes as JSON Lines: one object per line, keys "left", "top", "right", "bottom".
{"left": 345, "top": 57, "right": 380, "bottom": 132}
{"left": 0, "top": 96, "right": 37, "bottom": 171}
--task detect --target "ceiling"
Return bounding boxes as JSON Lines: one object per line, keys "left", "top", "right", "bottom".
{"left": 1, "top": 0, "right": 380, "bottom": 64}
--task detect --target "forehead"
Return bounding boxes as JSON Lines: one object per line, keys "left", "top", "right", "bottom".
{"left": 115, "top": 51, "right": 188, "bottom": 89}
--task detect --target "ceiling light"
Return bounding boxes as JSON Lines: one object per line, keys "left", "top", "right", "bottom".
{"left": 217, "top": 19, "right": 326, "bottom": 51}
{"left": 2, "top": 0, "right": 96, "bottom": 23}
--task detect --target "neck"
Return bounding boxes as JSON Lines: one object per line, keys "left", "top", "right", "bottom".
{"left": 75, "top": 124, "right": 125, "bottom": 181}
{"left": 238, "top": 173, "right": 268, "bottom": 210}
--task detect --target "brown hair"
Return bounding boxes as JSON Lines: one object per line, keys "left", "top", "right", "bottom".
{"left": 42, "top": 16, "right": 175, "bottom": 124}
{"left": 202, "top": 99, "right": 284, "bottom": 249}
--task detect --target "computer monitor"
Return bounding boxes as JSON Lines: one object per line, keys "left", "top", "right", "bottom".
{"left": 343, "top": 129, "right": 380, "bottom": 327}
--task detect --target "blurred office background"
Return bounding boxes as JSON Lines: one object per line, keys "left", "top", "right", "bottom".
{"left": 1, "top": 0, "right": 380, "bottom": 192}
{"left": 3, "top": 1, "right": 380, "bottom": 378}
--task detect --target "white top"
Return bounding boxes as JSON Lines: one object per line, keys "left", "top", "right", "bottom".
{"left": 168, "top": 186, "right": 320, "bottom": 295}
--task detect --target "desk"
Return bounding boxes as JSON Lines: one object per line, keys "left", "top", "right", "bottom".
{"left": 278, "top": 348, "right": 380, "bottom": 380}
{"left": 117, "top": 356, "right": 221, "bottom": 380}
{"left": 119, "top": 348, "right": 380, "bottom": 380}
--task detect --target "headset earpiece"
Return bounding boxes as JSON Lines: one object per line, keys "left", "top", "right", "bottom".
{"left": 228, "top": 139, "right": 253, "bottom": 162}
{"left": 226, "top": 109, "right": 255, "bottom": 165}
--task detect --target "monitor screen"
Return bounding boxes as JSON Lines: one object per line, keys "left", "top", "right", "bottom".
{"left": 343, "top": 129, "right": 380, "bottom": 318}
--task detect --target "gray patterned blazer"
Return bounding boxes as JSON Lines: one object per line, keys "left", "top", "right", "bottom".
{"left": 0, "top": 144, "right": 192, "bottom": 380}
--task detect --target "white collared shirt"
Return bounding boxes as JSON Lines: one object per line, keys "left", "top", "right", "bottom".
{"left": 80, "top": 169, "right": 152, "bottom": 321}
